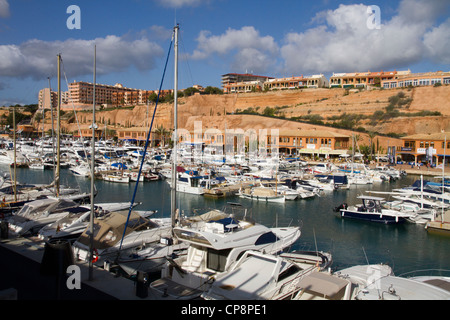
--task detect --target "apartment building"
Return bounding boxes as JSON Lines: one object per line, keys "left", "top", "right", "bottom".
{"left": 222, "top": 73, "right": 274, "bottom": 93}
{"left": 264, "top": 74, "right": 329, "bottom": 90}
{"left": 38, "top": 88, "right": 69, "bottom": 109}
{"left": 381, "top": 71, "right": 450, "bottom": 89}
{"left": 66, "top": 81, "right": 163, "bottom": 108}
{"left": 223, "top": 74, "right": 329, "bottom": 93}
{"left": 329, "top": 70, "right": 405, "bottom": 89}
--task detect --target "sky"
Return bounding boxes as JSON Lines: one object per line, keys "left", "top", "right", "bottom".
{"left": 0, "top": 0, "right": 449, "bottom": 106}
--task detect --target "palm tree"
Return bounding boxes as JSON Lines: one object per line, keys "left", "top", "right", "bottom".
{"left": 367, "top": 131, "right": 377, "bottom": 161}
{"left": 155, "top": 124, "right": 170, "bottom": 147}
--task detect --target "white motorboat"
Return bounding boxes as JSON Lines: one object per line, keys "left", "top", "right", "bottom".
{"left": 7, "top": 198, "right": 81, "bottom": 236}
{"left": 0, "top": 150, "right": 28, "bottom": 167}
{"left": 238, "top": 186, "right": 286, "bottom": 203}
{"left": 37, "top": 202, "right": 141, "bottom": 241}
{"left": 383, "top": 200, "right": 435, "bottom": 224}
{"left": 28, "top": 160, "right": 45, "bottom": 170}
{"left": 334, "top": 264, "right": 450, "bottom": 300}
{"left": 202, "top": 250, "right": 333, "bottom": 300}
{"left": 334, "top": 196, "right": 416, "bottom": 224}
{"left": 101, "top": 173, "right": 130, "bottom": 183}
{"left": 168, "top": 171, "right": 206, "bottom": 195}
{"left": 149, "top": 205, "right": 301, "bottom": 300}
{"left": 72, "top": 210, "right": 172, "bottom": 264}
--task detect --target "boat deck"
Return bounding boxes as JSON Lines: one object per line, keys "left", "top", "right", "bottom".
{"left": 0, "top": 235, "right": 152, "bottom": 300}
{"left": 149, "top": 278, "right": 204, "bottom": 300}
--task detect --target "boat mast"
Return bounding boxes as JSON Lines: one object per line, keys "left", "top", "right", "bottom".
{"left": 89, "top": 45, "right": 97, "bottom": 281}
{"left": 13, "top": 105, "right": 16, "bottom": 202}
{"left": 171, "top": 24, "right": 179, "bottom": 228}
{"left": 56, "top": 54, "right": 61, "bottom": 197}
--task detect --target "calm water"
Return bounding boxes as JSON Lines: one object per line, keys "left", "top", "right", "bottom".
{"left": 6, "top": 165, "right": 450, "bottom": 276}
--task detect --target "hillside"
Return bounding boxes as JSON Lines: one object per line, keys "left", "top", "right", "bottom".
{"left": 31, "top": 84, "right": 450, "bottom": 151}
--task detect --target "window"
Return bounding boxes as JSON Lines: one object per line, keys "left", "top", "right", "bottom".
{"left": 207, "top": 248, "right": 231, "bottom": 272}
{"left": 405, "top": 141, "right": 415, "bottom": 148}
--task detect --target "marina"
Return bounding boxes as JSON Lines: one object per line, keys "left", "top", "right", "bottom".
{"left": 0, "top": 159, "right": 449, "bottom": 300}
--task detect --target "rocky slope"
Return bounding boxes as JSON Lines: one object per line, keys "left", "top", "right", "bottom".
{"left": 32, "top": 84, "right": 450, "bottom": 150}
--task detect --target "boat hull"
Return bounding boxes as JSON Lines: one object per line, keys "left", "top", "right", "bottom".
{"left": 339, "top": 209, "right": 407, "bottom": 224}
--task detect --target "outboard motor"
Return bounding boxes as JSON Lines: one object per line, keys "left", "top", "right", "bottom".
{"left": 334, "top": 203, "right": 348, "bottom": 212}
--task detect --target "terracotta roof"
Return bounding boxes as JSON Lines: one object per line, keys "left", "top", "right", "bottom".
{"left": 277, "top": 129, "right": 349, "bottom": 138}
{"left": 402, "top": 132, "right": 450, "bottom": 140}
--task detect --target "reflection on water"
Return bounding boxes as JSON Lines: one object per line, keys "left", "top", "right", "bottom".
{"left": 7, "top": 166, "right": 450, "bottom": 275}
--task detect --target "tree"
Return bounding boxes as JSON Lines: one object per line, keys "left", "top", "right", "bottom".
{"left": 155, "top": 124, "right": 170, "bottom": 147}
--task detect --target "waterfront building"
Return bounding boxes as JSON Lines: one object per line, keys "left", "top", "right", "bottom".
{"left": 273, "top": 129, "right": 350, "bottom": 158}
{"left": 381, "top": 71, "right": 450, "bottom": 89}
{"left": 116, "top": 127, "right": 162, "bottom": 146}
{"left": 398, "top": 132, "right": 450, "bottom": 165}
{"left": 169, "top": 127, "right": 351, "bottom": 158}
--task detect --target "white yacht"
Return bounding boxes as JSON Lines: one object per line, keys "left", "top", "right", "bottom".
{"left": 202, "top": 250, "right": 333, "bottom": 300}
{"left": 334, "top": 264, "right": 450, "bottom": 300}
{"left": 37, "top": 202, "right": 140, "bottom": 241}
{"left": 8, "top": 198, "right": 81, "bottom": 236}
{"left": 149, "top": 205, "right": 301, "bottom": 300}
{"left": 72, "top": 210, "right": 172, "bottom": 264}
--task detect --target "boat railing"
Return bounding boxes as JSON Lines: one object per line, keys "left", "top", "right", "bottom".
{"left": 397, "top": 268, "right": 450, "bottom": 278}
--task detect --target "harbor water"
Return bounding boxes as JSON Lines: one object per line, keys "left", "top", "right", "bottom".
{"left": 6, "top": 164, "right": 450, "bottom": 277}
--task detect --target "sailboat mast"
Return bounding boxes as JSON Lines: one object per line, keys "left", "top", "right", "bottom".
{"left": 171, "top": 24, "right": 179, "bottom": 228}
{"left": 13, "top": 105, "right": 16, "bottom": 202}
{"left": 56, "top": 54, "right": 61, "bottom": 197}
{"left": 89, "top": 45, "right": 97, "bottom": 281}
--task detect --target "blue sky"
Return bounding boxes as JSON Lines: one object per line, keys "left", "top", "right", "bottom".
{"left": 0, "top": 0, "right": 449, "bottom": 106}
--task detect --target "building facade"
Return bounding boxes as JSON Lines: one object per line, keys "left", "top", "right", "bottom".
{"left": 398, "top": 132, "right": 450, "bottom": 165}
{"left": 38, "top": 88, "right": 69, "bottom": 110}
{"left": 329, "top": 70, "right": 405, "bottom": 89}
{"left": 381, "top": 71, "right": 450, "bottom": 89}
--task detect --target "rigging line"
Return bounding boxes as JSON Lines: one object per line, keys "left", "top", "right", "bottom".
{"left": 178, "top": 32, "right": 195, "bottom": 88}
{"left": 117, "top": 36, "right": 174, "bottom": 255}
{"left": 60, "top": 57, "right": 94, "bottom": 175}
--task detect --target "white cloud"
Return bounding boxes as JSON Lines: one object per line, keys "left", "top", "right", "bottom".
{"left": 424, "top": 17, "right": 450, "bottom": 65}
{"left": 279, "top": 1, "right": 450, "bottom": 74}
{"left": 0, "top": 0, "right": 10, "bottom": 18}
{"left": 191, "top": 26, "right": 279, "bottom": 74}
{"left": 0, "top": 34, "right": 164, "bottom": 80}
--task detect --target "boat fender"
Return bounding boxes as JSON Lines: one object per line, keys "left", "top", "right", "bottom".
{"left": 92, "top": 248, "right": 99, "bottom": 263}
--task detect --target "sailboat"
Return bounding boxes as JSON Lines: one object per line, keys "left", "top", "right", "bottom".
{"left": 99, "top": 25, "right": 189, "bottom": 275}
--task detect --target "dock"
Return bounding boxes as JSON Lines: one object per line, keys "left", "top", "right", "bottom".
{"left": 0, "top": 235, "right": 156, "bottom": 300}
{"left": 426, "top": 210, "right": 450, "bottom": 235}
